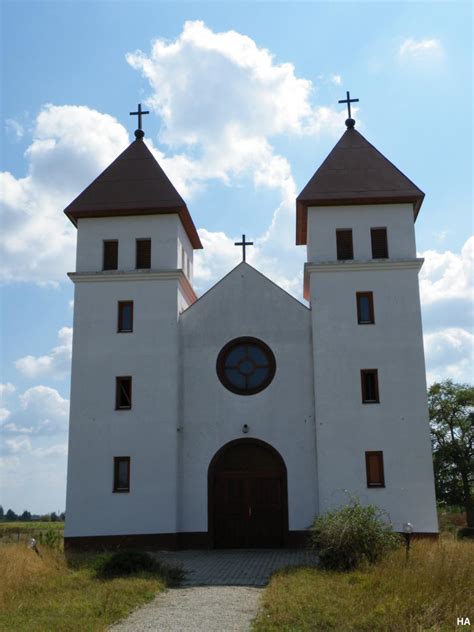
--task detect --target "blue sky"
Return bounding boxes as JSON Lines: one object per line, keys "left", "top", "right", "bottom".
{"left": 1, "top": 1, "right": 472, "bottom": 513}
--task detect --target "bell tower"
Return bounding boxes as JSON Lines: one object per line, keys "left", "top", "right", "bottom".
{"left": 298, "top": 97, "right": 438, "bottom": 534}
{"left": 64, "top": 108, "right": 202, "bottom": 546}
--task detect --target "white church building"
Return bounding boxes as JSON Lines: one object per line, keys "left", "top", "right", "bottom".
{"left": 64, "top": 105, "right": 438, "bottom": 549}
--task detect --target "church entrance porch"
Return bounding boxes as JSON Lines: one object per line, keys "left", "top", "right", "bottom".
{"left": 208, "top": 439, "right": 288, "bottom": 549}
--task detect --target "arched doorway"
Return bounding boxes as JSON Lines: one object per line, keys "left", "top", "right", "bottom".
{"left": 208, "top": 439, "right": 288, "bottom": 548}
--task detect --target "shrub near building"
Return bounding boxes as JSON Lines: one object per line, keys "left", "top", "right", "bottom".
{"left": 309, "top": 499, "right": 401, "bottom": 571}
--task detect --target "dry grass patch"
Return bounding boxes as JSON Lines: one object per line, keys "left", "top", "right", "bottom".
{"left": 0, "top": 544, "right": 167, "bottom": 632}
{"left": 253, "top": 538, "right": 474, "bottom": 631}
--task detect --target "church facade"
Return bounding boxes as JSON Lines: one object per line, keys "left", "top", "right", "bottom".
{"left": 64, "top": 113, "right": 438, "bottom": 549}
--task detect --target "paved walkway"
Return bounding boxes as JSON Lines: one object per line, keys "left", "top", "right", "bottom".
{"left": 110, "top": 549, "right": 317, "bottom": 631}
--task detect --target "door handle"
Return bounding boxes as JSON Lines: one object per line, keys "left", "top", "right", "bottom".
{"left": 248, "top": 505, "right": 252, "bottom": 518}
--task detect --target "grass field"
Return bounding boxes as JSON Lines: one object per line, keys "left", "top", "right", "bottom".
{"left": 0, "top": 544, "right": 168, "bottom": 632}
{"left": 0, "top": 521, "right": 64, "bottom": 546}
{"left": 253, "top": 537, "right": 474, "bottom": 632}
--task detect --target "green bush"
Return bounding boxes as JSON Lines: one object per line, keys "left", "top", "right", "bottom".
{"left": 309, "top": 499, "right": 401, "bottom": 571}
{"left": 93, "top": 550, "right": 185, "bottom": 585}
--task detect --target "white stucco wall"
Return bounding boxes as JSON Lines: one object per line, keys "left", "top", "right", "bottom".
{"left": 306, "top": 203, "right": 438, "bottom": 533}
{"left": 65, "top": 274, "right": 183, "bottom": 537}
{"left": 76, "top": 214, "right": 191, "bottom": 273}
{"left": 178, "top": 263, "right": 317, "bottom": 534}
{"left": 306, "top": 203, "right": 417, "bottom": 263}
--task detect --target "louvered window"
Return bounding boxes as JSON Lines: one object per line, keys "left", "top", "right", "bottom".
{"left": 361, "top": 369, "right": 379, "bottom": 403}
{"left": 103, "top": 240, "right": 118, "bottom": 270}
{"left": 116, "top": 376, "right": 132, "bottom": 409}
{"left": 336, "top": 229, "right": 354, "bottom": 260}
{"left": 371, "top": 228, "right": 388, "bottom": 259}
{"left": 136, "top": 239, "right": 151, "bottom": 269}
{"left": 365, "top": 451, "right": 385, "bottom": 487}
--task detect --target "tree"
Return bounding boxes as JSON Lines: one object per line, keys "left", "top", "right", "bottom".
{"left": 429, "top": 380, "right": 474, "bottom": 527}
{"left": 20, "top": 510, "right": 32, "bottom": 521}
{"left": 0, "top": 506, "right": 4, "bottom": 520}
{"left": 5, "top": 509, "right": 18, "bottom": 521}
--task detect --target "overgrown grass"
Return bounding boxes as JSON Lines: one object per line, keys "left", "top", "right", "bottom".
{"left": 253, "top": 538, "right": 474, "bottom": 631}
{"left": 0, "top": 544, "right": 171, "bottom": 632}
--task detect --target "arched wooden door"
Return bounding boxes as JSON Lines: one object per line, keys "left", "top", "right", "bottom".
{"left": 208, "top": 439, "right": 288, "bottom": 549}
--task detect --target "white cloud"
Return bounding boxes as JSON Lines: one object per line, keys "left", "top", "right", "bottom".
{"left": 399, "top": 38, "right": 443, "bottom": 59}
{"left": 126, "top": 19, "right": 343, "bottom": 201}
{"left": 0, "top": 409, "right": 11, "bottom": 422}
{"left": 0, "top": 383, "right": 16, "bottom": 398}
{"left": 419, "top": 237, "right": 473, "bottom": 306}
{"left": 424, "top": 328, "right": 474, "bottom": 385}
{"left": 0, "top": 105, "right": 129, "bottom": 284}
{"left": 330, "top": 74, "right": 342, "bottom": 85}
{"left": 19, "top": 385, "right": 69, "bottom": 421}
{"left": 15, "top": 327, "right": 72, "bottom": 379}
{"left": 5, "top": 118, "right": 24, "bottom": 139}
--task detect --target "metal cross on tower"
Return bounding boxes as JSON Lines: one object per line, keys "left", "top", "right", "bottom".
{"left": 235, "top": 234, "right": 254, "bottom": 262}
{"left": 338, "top": 91, "right": 359, "bottom": 128}
{"left": 130, "top": 103, "right": 150, "bottom": 139}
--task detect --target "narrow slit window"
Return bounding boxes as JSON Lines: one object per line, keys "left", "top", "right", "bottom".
{"left": 361, "top": 369, "right": 379, "bottom": 403}
{"left": 371, "top": 228, "right": 388, "bottom": 259}
{"left": 136, "top": 239, "right": 151, "bottom": 269}
{"left": 103, "top": 240, "right": 118, "bottom": 270}
{"left": 113, "top": 457, "right": 130, "bottom": 492}
{"left": 356, "top": 292, "right": 375, "bottom": 324}
{"left": 336, "top": 229, "right": 354, "bottom": 260}
{"left": 116, "top": 376, "right": 132, "bottom": 409}
{"left": 118, "top": 301, "right": 133, "bottom": 333}
{"left": 365, "top": 451, "right": 385, "bottom": 487}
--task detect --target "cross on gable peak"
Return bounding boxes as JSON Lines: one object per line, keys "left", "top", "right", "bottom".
{"left": 235, "top": 234, "right": 254, "bottom": 262}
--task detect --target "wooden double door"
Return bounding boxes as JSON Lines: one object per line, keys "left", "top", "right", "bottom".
{"left": 209, "top": 440, "right": 288, "bottom": 549}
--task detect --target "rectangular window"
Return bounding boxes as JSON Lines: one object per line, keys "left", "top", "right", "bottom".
{"left": 336, "top": 229, "right": 354, "bottom": 260}
{"left": 356, "top": 292, "right": 375, "bottom": 324}
{"left": 116, "top": 376, "right": 132, "bottom": 409}
{"left": 361, "top": 369, "right": 379, "bottom": 403}
{"left": 113, "top": 457, "right": 130, "bottom": 492}
{"left": 103, "top": 240, "right": 118, "bottom": 270}
{"left": 371, "top": 228, "right": 388, "bottom": 259}
{"left": 365, "top": 451, "right": 385, "bottom": 487}
{"left": 136, "top": 239, "right": 151, "bottom": 269}
{"left": 118, "top": 301, "right": 133, "bottom": 333}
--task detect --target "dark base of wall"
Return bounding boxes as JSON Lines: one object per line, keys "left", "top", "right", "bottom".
{"left": 64, "top": 530, "right": 311, "bottom": 552}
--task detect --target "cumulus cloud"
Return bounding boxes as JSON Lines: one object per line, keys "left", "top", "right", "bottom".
{"left": 1, "top": 385, "right": 69, "bottom": 438}
{"left": 419, "top": 236, "right": 474, "bottom": 385}
{"left": 0, "top": 384, "right": 69, "bottom": 512}
{"left": 15, "top": 327, "right": 72, "bottom": 379}
{"left": 419, "top": 237, "right": 473, "bottom": 306}
{"left": 399, "top": 38, "right": 443, "bottom": 59}
{"left": 0, "top": 383, "right": 16, "bottom": 398}
{"left": 0, "top": 105, "right": 129, "bottom": 284}
{"left": 127, "top": 20, "right": 342, "bottom": 298}
{"left": 424, "top": 328, "right": 474, "bottom": 385}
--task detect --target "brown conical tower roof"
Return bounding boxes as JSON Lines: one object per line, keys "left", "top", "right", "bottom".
{"left": 296, "top": 127, "right": 424, "bottom": 245}
{"left": 64, "top": 137, "right": 202, "bottom": 249}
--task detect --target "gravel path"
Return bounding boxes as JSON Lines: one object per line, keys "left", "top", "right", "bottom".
{"left": 110, "top": 586, "right": 262, "bottom": 632}
{"left": 109, "top": 549, "right": 317, "bottom": 631}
